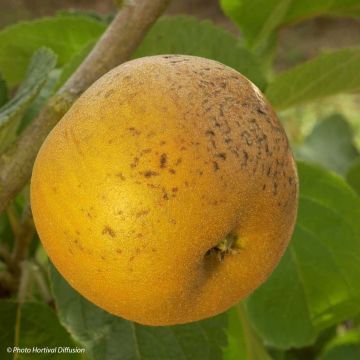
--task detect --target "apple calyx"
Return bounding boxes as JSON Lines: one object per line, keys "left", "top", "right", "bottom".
{"left": 206, "top": 233, "right": 241, "bottom": 262}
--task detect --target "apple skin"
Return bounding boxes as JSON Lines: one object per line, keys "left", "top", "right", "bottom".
{"left": 31, "top": 55, "right": 298, "bottom": 326}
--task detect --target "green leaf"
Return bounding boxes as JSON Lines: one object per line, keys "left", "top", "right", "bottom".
{"left": 246, "top": 162, "right": 360, "bottom": 348}
{"left": 134, "top": 16, "right": 267, "bottom": 91}
{"left": 18, "top": 69, "right": 61, "bottom": 134}
{"left": 224, "top": 305, "right": 272, "bottom": 360}
{"left": 284, "top": 0, "right": 360, "bottom": 24}
{"left": 221, "top": 0, "right": 360, "bottom": 48}
{"left": 0, "top": 300, "right": 81, "bottom": 360}
{"left": 297, "top": 113, "right": 359, "bottom": 176}
{"left": 347, "top": 157, "right": 360, "bottom": 196}
{"left": 0, "top": 74, "right": 7, "bottom": 107}
{"left": 0, "top": 15, "right": 106, "bottom": 85}
{"left": 0, "top": 48, "right": 57, "bottom": 153}
{"left": 266, "top": 47, "right": 360, "bottom": 109}
{"left": 50, "top": 265, "right": 228, "bottom": 360}
{"left": 57, "top": 9, "right": 114, "bottom": 24}
{"left": 220, "top": 0, "right": 292, "bottom": 51}
{"left": 319, "top": 329, "right": 360, "bottom": 360}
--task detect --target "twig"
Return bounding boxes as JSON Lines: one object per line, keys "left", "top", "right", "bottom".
{"left": 17, "top": 260, "right": 31, "bottom": 303}
{"left": 6, "top": 203, "right": 21, "bottom": 239}
{"left": 32, "top": 262, "right": 52, "bottom": 304}
{"left": 0, "top": 0, "right": 171, "bottom": 214}
{"left": 0, "top": 244, "right": 12, "bottom": 265}
{"left": 11, "top": 203, "right": 35, "bottom": 273}
{"left": 0, "top": 201, "right": 35, "bottom": 296}
{"left": 0, "top": 270, "right": 17, "bottom": 296}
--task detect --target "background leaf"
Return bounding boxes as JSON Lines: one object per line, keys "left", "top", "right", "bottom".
{"left": 51, "top": 265, "right": 228, "bottom": 360}
{"left": 223, "top": 305, "right": 272, "bottom": 360}
{"left": 0, "top": 15, "right": 105, "bottom": 85}
{"left": 134, "top": 16, "right": 267, "bottom": 90}
{"left": 284, "top": 0, "right": 360, "bottom": 24}
{"left": 319, "top": 329, "right": 360, "bottom": 360}
{"left": 246, "top": 162, "right": 360, "bottom": 348}
{"left": 220, "top": 0, "right": 292, "bottom": 51}
{"left": 18, "top": 69, "right": 61, "bottom": 134}
{"left": 296, "top": 113, "right": 359, "bottom": 176}
{"left": 0, "top": 300, "right": 81, "bottom": 360}
{"left": 0, "top": 48, "right": 57, "bottom": 153}
{"left": 220, "top": 0, "right": 360, "bottom": 48}
{"left": 0, "top": 74, "right": 7, "bottom": 107}
{"left": 266, "top": 47, "right": 360, "bottom": 109}
{"left": 347, "top": 157, "right": 360, "bottom": 196}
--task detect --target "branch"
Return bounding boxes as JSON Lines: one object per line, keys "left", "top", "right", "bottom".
{"left": 0, "top": 0, "right": 171, "bottom": 214}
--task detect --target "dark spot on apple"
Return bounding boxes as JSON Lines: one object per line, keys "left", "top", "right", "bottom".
{"left": 136, "top": 209, "right": 150, "bottom": 217}
{"left": 162, "top": 188, "right": 169, "bottom": 200}
{"left": 216, "top": 153, "right": 227, "bottom": 160}
{"left": 104, "top": 89, "right": 115, "bottom": 98}
{"left": 142, "top": 170, "right": 159, "bottom": 177}
{"left": 141, "top": 148, "right": 152, "bottom": 154}
{"left": 116, "top": 172, "right": 126, "bottom": 180}
{"left": 102, "top": 225, "right": 116, "bottom": 238}
{"left": 127, "top": 127, "right": 141, "bottom": 136}
{"left": 273, "top": 182, "right": 278, "bottom": 195}
{"left": 160, "top": 153, "right": 167, "bottom": 168}
{"left": 131, "top": 157, "right": 139, "bottom": 168}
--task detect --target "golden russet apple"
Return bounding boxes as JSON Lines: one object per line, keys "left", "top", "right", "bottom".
{"left": 31, "top": 55, "right": 298, "bottom": 326}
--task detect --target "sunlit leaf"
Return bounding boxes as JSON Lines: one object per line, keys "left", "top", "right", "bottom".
{"left": 0, "top": 48, "right": 57, "bottom": 153}
{"left": 51, "top": 265, "right": 228, "bottom": 360}
{"left": 246, "top": 162, "right": 360, "bottom": 348}
{"left": 266, "top": 48, "right": 360, "bottom": 109}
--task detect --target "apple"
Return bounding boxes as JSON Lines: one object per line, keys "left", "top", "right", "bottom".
{"left": 31, "top": 55, "right": 298, "bottom": 325}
